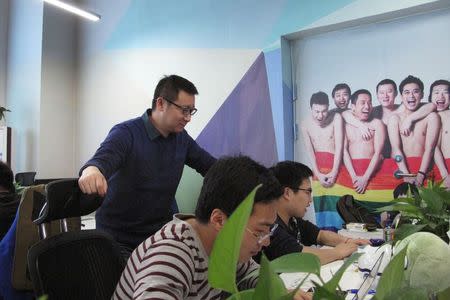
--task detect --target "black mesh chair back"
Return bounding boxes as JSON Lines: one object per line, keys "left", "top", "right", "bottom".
{"left": 27, "top": 179, "right": 126, "bottom": 300}
{"left": 15, "top": 172, "right": 37, "bottom": 186}
{"left": 27, "top": 230, "right": 124, "bottom": 300}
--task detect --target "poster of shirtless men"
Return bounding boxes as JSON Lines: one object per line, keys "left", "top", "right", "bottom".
{"left": 293, "top": 8, "right": 450, "bottom": 229}
{"left": 300, "top": 76, "right": 450, "bottom": 228}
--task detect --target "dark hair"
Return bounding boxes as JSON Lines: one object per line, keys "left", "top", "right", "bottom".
{"left": 332, "top": 83, "right": 351, "bottom": 98}
{"left": 350, "top": 89, "right": 372, "bottom": 105}
{"left": 393, "top": 182, "right": 418, "bottom": 199}
{"left": 195, "top": 156, "right": 282, "bottom": 224}
{"left": 152, "top": 75, "right": 198, "bottom": 109}
{"left": 376, "top": 79, "right": 398, "bottom": 94}
{"left": 399, "top": 75, "right": 424, "bottom": 95}
{"left": 0, "top": 161, "right": 15, "bottom": 193}
{"left": 428, "top": 79, "right": 450, "bottom": 102}
{"left": 310, "top": 91, "right": 329, "bottom": 108}
{"left": 270, "top": 161, "right": 313, "bottom": 191}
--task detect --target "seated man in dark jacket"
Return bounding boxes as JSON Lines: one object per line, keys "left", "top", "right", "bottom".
{"left": 0, "top": 161, "right": 20, "bottom": 241}
{"left": 261, "top": 161, "right": 370, "bottom": 265}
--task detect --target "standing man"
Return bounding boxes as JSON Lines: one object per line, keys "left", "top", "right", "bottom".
{"left": 78, "top": 75, "right": 216, "bottom": 257}
{"left": 343, "top": 90, "right": 386, "bottom": 194}
{"left": 430, "top": 79, "right": 450, "bottom": 188}
{"left": 261, "top": 161, "right": 369, "bottom": 265}
{"left": 388, "top": 75, "right": 440, "bottom": 186}
{"left": 301, "top": 92, "right": 343, "bottom": 188}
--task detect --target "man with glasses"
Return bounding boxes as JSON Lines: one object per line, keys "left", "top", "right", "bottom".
{"left": 261, "top": 161, "right": 369, "bottom": 265}
{"left": 78, "top": 75, "right": 216, "bottom": 258}
{"left": 114, "top": 156, "right": 312, "bottom": 300}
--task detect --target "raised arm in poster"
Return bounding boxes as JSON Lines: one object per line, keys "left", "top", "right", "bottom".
{"left": 431, "top": 79, "right": 450, "bottom": 188}
{"left": 343, "top": 90, "right": 386, "bottom": 194}
{"left": 388, "top": 75, "right": 440, "bottom": 186}
{"left": 301, "top": 92, "right": 343, "bottom": 188}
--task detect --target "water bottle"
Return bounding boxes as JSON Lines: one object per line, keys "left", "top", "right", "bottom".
{"left": 384, "top": 221, "right": 393, "bottom": 242}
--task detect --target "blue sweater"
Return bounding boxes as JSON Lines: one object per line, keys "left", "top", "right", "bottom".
{"left": 81, "top": 110, "right": 216, "bottom": 248}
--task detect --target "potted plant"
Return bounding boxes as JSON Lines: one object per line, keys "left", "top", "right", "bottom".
{"left": 376, "top": 180, "right": 450, "bottom": 242}
{"left": 208, "top": 185, "right": 450, "bottom": 300}
{"left": 0, "top": 106, "right": 10, "bottom": 124}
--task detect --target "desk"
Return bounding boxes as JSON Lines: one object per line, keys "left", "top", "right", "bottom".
{"left": 281, "top": 246, "right": 383, "bottom": 299}
{"left": 280, "top": 260, "right": 366, "bottom": 291}
{"left": 338, "top": 228, "right": 383, "bottom": 240}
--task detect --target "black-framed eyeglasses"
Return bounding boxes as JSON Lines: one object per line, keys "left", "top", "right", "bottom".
{"left": 246, "top": 223, "right": 279, "bottom": 245}
{"left": 164, "top": 98, "right": 198, "bottom": 116}
{"left": 291, "top": 187, "right": 313, "bottom": 195}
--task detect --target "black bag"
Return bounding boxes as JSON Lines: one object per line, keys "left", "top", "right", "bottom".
{"left": 336, "top": 195, "right": 381, "bottom": 228}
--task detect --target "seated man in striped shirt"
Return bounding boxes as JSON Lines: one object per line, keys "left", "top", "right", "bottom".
{"left": 113, "top": 156, "right": 310, "bottom": 300}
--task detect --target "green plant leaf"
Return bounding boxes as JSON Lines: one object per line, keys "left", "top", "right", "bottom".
{"left": 270, "top": 252, "right": 321, "bottom": 276}
{"left": 380, "top": 287, "right": 428, "bottom": 300}
{"left": 208, "top": 185, "right": 260, "bottom": 294}
{"left": 419, "top": 187, "right": 444, "bottom": 214}
{"left": 277, "top": 288, "right": 299, "bottom": 300}
{"left": 375, "top": 246, "right": 407, "bottom": 300}
{"left": 225, "top": 289, "right": 255, "bottom": 300}
{"left": 253, "top": 254, "right": 287, "bottom": 300}
{"left": 321, "top": 252, "right": 362, "bottom": 293}
{"left": 312, "top": 286, "right": 345, "bottom": 300}
{"left": 437, "top": 285, "right": 450, "bottom": 300}
{"left": 374, "top": 203, "right": 424, "bottom": 219}
{"left": 393, "top": 224, "right": 427, "bottom": 241}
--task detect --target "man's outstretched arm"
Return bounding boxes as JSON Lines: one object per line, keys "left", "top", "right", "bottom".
{"left": 416, "top": 113, "right": 440, "bottom": 186}
{"left": 387, "top": 115, "right": 410, "bottom": 178}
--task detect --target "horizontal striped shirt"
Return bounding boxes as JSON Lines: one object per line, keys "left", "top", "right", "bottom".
{"left": 113, "top": 214, "right": 259, "bottom": 300}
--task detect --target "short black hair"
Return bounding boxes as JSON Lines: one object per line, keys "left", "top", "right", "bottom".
{"left": 399, "top": 75, "right": 424, "bottom": 95}
{"left": 195, "top": 156, "right": 282, "bottom": 224}
{"left": 310, "top": 91, "right": 329, "bottom": 108}
{"left": 428, "top": 79, "right": 450, "bottom": 102}
{"left": 376, "top": 79, "right": 398, "bottom": 94}
{"left": 0, "top": 161, "right": 15, "bottom": 193}
{"left": 152, "top": 75, "right": 198, "bottom": 109}
{"left": 393, "top": 182, "right": 418, "bottom": 199}
{"left": 270, "top": 161, "right": 313, "bottom": 191}
{"left": 332, "top": 83, "right": 351, "bottom": 98}
{"left": 350, "top": 89, "right": 372, "bottom": 105}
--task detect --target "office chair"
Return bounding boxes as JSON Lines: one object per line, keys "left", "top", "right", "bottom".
{"left": 11, "top": 185, "right": 80, "bottom": 291}
{"left": 27, "top": 179, "right": 126, "bottom": 300}
{"left": 15, "top": 172, "right": 37, "bottom": 187}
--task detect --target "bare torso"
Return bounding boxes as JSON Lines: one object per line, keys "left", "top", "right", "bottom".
{"left": 304, "top": 116, "right": 336, "bottom": 154}
{"left": 373, "top": 105, "right": 399, "bottom": 125}
{"left": 438, "top": 110, "right": 450, "bottom": 158}
{"left": 397, "top": 112, "right": 428, "bottom": 157}
{"left": 345, "top": 120, "right": 379, "bottom": 159}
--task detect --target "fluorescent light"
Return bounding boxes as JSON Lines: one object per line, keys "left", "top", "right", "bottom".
{"left": 43, "top": 0, "right": 101, "bottom": 22}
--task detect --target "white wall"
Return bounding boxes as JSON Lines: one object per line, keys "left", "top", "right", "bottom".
{"left": 39, "top": 3, "right": 78, "bottom": 178}
{"left": 6, "top": 0, "right": 43, "bottom": 173}
{"left": 76, "top": 0, "right": 261, "bottom": 168}
{"left": 0, "top": 0, "right": 8, "bottom": 108}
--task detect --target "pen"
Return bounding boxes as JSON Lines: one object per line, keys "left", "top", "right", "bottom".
{"left": 347, "top": 289, "right": 376, "bottom": 295}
